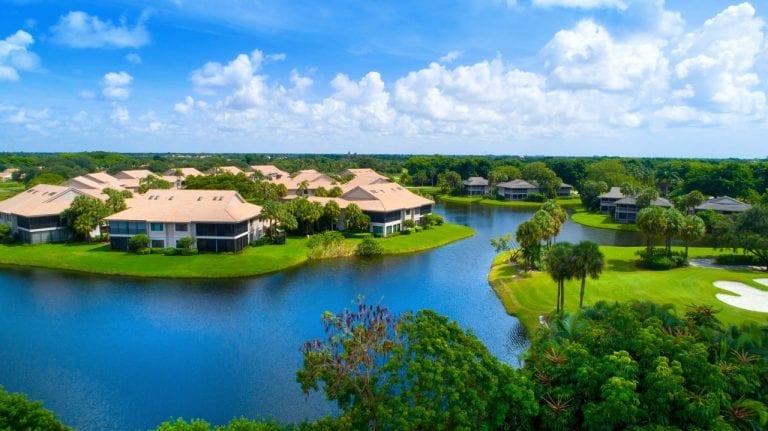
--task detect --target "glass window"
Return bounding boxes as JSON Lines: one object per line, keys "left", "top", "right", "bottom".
{"left": 151, "top": 239, "right": 164, "bottom": 248}
{"left": 150, "top": 223, "right": 164, "bottom": 232}
{"left": 175, "top": 223, "right": 188, "bottom": 232}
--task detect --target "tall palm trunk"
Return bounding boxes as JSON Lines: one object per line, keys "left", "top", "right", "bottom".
{"left": 556, "top": 280, "right": 561, "bottom": 313}
{"left": 579, "top": 277, "right": 586, "bottom": 308}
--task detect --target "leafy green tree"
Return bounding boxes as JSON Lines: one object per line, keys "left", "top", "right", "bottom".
{"left": 0, "top": 385, "right": 71, "bottom": 431}
{"left": 579, "top": 179, "right": 608, "bottom": 212}
{"left": 635, "top": 187, "right": 659, "bottom": 209}
{"left": 545, "top": 242, "right": 574, "bottom": 314}
{"left": 636, "top": 206, "right": 667, "bottom": 253}
{"left": 681, "top": 190, "right": 705, "bottom": 214}
{"left": 680, "top": 214, "right": 706, "bottom": 258}
{"left": 571, "top": 240, "right": 604, "bottom": 308}
{"left": 436, "top": 170, "right": 462, "bottom": 195}
{"left": 314, "top": 186, "right": 329, "bottom": 197}
{"left": 585, "top": 159, "right": 631, "bottom": 187}
{"left": 522, "top": 162, "right": 561, "bottom": 198}
{"left": 26, "top": 172, "right": 66, "bottom": 187}
{"left": 490, "top": 233, "right": 514, "bottom": 261}
{"left": 288, "top": 198, "right": 324, "bottom": 235}
{"left": 63, "top": 195, "right": 110, "bottom": 242}
{"left": 488, "top": 165, "right": 522, "bottom": 185}
{"left": 619, "top": 181, "right": 637, "bottom": 196}
{"left": 139, "top": 175, "right": 171, "bottom": 194}
{"left": 729, "top": 205, "right": 768, "bottom": 269}
{"left": 344, "top": 203, "right": 370, "bottom": 233}
{"left": 0, "top": 223, "right": 12, "bottom": 243}
{"left": 298, "top": 302, "right": 538, "bottom": 430}
{"left": 152, "top": 417, "right": 286, "bottom": 431}
{"left": 258, "top": 200, "right": 296, "bottom": 242}
{"left": 328, "top": 186, "right": 344, "bottom": 197}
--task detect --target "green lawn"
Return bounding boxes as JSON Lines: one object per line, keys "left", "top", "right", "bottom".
{"left": 0, "top": 223, "right": 474, "bottom": 278}
{"left": 570, "top": 208, "right": 639, "bottom": 232}
{"left": 439, "top": 195, "right": 583, "bottom": 209}
{"left": 0, "top": 181, "right": 24, "bottom": 201}
{"left": 488, "top": 246, "right": 768, "bottom": 331}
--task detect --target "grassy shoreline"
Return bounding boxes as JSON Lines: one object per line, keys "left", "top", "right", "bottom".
{"left": 0, "top": 223, "right": 474, "bottom": 279}
{"left": 439, "top": 194, "right": 583, "bottom": 209}
{"left": 569, "top": 208, "right": 639, "bottom": 232}
{"left": 488, "top": 246, "right": 768, "bottom": 331}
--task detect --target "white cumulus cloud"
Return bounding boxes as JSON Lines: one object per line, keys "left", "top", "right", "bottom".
{"left": 0, "top": 30, "right": 40, "bottom": 81}
{"left": 50, "top": 11, "right": 150, "bottom": 48}
{"left": 101, "top": 71, "right": 133, "bottom": 100}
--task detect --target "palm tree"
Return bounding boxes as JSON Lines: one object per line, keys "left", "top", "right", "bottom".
{"left": 533, "top": 209, "right": 556, "bottom": 249}
{"left": 663, "top": 208, "right": 685, "bottom": 256}
{"left": 571, "top": 241, "right": 604, "bottom": 308}
{"left": 542, "top": 200, "right": 567, "bottom": 243}
{"left": 680, "top": 214, "right": 706, "bottom": 258}
{"left": 297, "top": 180, "right": 310, "bottom": 197}
{"left": 545, "top": 242, "right": 574, "bottom": 314}
{"left": 636, "top": 206, "right": 667, "bottom": 253}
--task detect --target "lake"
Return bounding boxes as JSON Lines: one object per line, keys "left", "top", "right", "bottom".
{"left": 0, "top": 202, "right": 640, "bottom": 430}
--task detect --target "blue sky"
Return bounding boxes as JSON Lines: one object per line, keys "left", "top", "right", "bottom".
{"left": 1, "top": 0, "right": 767, "bottom": 157}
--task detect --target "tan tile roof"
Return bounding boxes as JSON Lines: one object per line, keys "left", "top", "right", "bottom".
{"left": 209, "top": 166, "right": 245, "bottom": 175}
{"left": 114, "top": 169, "right": 156, "bottom": 180}
{"left": 340, "top": 184, "right": 433, "bottom": 212}
{"left": 66, "top": 172, "right": 127, "bottom": 191}
{"left": 164, "top": 167, "right": 204, "bottom": 177}
{"left": 0, "top": 184, "right": 94, "bottom": 217}
{"left": 105, "top": 189, "right": 262, "bottom": 223}
{"left": 273, "top": 169, "right": 336, "bottom": 190}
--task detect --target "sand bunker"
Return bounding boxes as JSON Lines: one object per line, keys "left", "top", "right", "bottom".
{"left": 713, "top": 279, "right": 768, "bottom": 313}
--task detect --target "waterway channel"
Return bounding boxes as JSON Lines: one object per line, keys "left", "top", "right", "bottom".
{"left": 0, "top": 202, "right": 641, "bottom": 430}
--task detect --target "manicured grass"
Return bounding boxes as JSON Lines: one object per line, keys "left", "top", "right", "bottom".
{"left": 0, "top": 181, "right": 24, "bottom": 201}
{"left": 439, "top": 194, "right": 583, "bottom": 209}
{"left": 0, "top": 223, "right": 474, "bottom": 278}
{"left": 406, "top": 186, "right": 440, "bottom": 196}
{"left": 570, "top": 208, "right": 639, "bottom": 232}
{"left": 488, "top": 246, "right": 768, "bottom": 331}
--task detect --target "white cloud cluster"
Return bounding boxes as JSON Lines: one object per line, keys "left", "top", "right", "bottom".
{"left": 50, "top": 11, "right": 150, "bottom": 48}
{"left": 0, "top": 30, "right": 40, "bottom": 81}
{"left": 101, "top": 71, "right": 133, "bottom": 100}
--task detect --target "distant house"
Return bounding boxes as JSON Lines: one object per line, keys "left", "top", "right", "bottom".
{"left": 695, "top": 196, "right": 752, "bottom": 215}
{"left": 599, "top": 187, "right": 626, "bottom": 214}
{"left": 558, "top": 183, "right": 574, "bottom": 197}
{"left": 250, "top": 165, "right": 289, "bottom": 180}
{"left": 339, "top": 168, "right": 391, "bottom": 193}
{"left": 613, "top": 196, "right": 673, "bottom": 224}
{"left": 0, "top": 184, "right": 102, "bottom": 243}
{"left": 105, "top": 189, "right": 263, "bottom": 253}
{"left": 0, "top": 168, "right": 18, "bottom": 182}
{"left": 309, "top": 184, "right": 434, "bottom": 237}
{"left": 66, "top": 172, "right": 129, "bottom": 193}
{"left": 496, "top": 179, "right": 539, "bottom": 201}
{"left": 463, "top": 177, "right": 490, "bottom": 196}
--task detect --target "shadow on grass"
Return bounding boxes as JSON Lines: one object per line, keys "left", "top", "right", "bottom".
{"left": 607, "top": 258, "right": 639, "bottom": 272}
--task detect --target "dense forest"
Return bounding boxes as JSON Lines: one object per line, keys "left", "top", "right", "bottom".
{"left": 2, "top": 153, "right": 768, "bottom": 204}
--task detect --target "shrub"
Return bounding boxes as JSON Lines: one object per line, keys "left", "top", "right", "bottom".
{"left": 307, "top": 231, "right": 345, "bottom": 249}
{"left": 250, "top": 237, "right": 269, "bottom": 247}
{"left": 524, "top": 192, "right": 547, "bottom": 202}
{"left": 357, "top": 238, "right": 383, "bottom": 256}
{"left": 176, "top": 237, "right": 195, "bottom": 250}
{"left": 307, "top": 231, "right": 353, "bottom": 259}
{"left": 421, "top": 213, "right": 444, "bottom": 227}
{"left": 0, "top": 223, "right": 13, "bottom": 243}
{"left": 128, "top": 234, "right": 149, "bottom": 251}
{"left": 149, "top": 247, "right": 164, "bottom": 255}
{"left": 136, "top": 247, "right": 151, "bottom": 255}
{"left": 404, "top": 219, "right": 416, "bottom": 229}
{"left": 181, "top": 248, "right": 198, "bottom": 256}
{"left": 635, "top": 248, "right": 687, "bottom": 270}
{"left": 163, "top": 247, "right": 179, "bottom": 256}
{"left": 715, "top": 254, "right": 761, "bottom": 266}
{"left": 401, "top": 228, "right": 412, "bottom": 235}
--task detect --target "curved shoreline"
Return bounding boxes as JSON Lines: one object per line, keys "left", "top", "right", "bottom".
{"left": 0, "top": 224, "right": 475, "bottom": 279}
{"left": 438, "top": 194, "right": 582, "bottom": 209}
{"left": 569, "top": 209, "right": 639, "bottom": 232}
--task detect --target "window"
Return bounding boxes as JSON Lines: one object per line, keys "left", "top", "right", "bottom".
{"left": 175, "top": 223, "right": 188, "bottom": 232}
{"left": 150, "top": 223, "right": 164, "bottom": 232}
{"left": 151, "top": 239, "right": 164, "bottom": 248}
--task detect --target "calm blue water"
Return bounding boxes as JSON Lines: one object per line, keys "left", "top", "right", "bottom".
{"left": 0, "top": 203, "right": 640, "bottom": 430}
